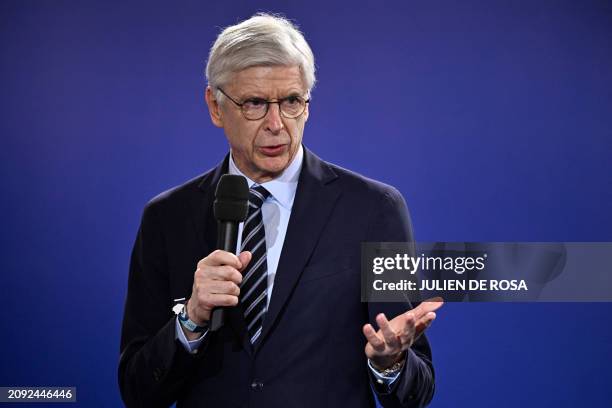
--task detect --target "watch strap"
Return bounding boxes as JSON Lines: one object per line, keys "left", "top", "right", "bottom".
{"left": 174, "top": 302, "right": 208, "bottom": 333}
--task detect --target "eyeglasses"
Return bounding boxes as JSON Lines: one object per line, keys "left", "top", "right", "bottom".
{"left": 217, "top": 87, "right": 310, "bottom": 121}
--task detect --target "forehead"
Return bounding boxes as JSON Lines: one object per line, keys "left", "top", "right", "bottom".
{"left": 228, "top": 65, "right": 305, "bottom": 97}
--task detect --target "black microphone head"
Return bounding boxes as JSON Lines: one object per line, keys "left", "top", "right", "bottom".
{"left": 214, "top": 174, "right": 249, "bottom": 222}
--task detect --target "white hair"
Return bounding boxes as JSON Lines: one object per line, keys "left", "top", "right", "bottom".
{"left": 205, "top": 13, "right": 316, "bottom": 98}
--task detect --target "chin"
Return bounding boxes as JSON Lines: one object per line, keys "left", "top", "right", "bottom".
{"left": 256, "top": 158, "right": 290, "bottom": 178}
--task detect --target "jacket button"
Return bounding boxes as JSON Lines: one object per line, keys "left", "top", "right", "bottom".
{"left": 250, "top": 381, "right": 264, "bottom": 391}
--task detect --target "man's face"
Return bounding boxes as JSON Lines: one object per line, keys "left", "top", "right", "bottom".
{"left": 206, "top": 65, "right": 309, "bottom": 183}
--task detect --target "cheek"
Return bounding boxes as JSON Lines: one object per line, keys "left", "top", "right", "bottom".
{"left": 291, "top": 121, "right": 306, "bottom": 143}
{"left": 226, "top": 124, "right": 258, "bottom": 152}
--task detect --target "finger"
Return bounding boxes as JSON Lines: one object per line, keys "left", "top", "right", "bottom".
{"left": 237, "top": 251, "right": 252, "bottom": 273}
{"left": 376, "top": 314, "right": 400, "bottom": 348}
{"left": 410, "top": 297, "right": 444, "bottom": 320}
{"left": 401, "top": 311, "right": 416, "bottom": 337}
{"left": 362, "top": 324, "right": 385, "bottom": 351}
{"left": 206, "top": 293, "right": 239, "bottom": 307}
{"left": 192, "top": 292, "right": 239, "bottom": 312}
{"left": 198, "top": 250, "right": 243, "bottom": 269}
{"left": 205, "top": 280, "right": 240, "bottom": 296}
{"left": 415, "top": 311, "right": 437, "bottom": 336}
{"left": 198, "top": 265, "right": 242, "bottom": 284}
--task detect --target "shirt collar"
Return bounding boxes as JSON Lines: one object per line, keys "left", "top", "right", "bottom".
{"left": 228, "top": 145, "right": 303, "bottom": 210}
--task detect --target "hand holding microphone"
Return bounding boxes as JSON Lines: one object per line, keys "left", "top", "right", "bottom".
{"left": 181, "top": 175, "right": 250, "bottom": 340}
{"left": 183, "top": 250, "right": 251, "bottom": 339}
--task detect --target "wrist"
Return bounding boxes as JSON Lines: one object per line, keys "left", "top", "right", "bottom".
{"left": 370, "top": 352, "right": 406, "bottom": 373}
{"left": 185, "top": 299, "right": 209, "bottom": 326}
{"left": 174, "top": 301, "right": 208, "bottom": 334}
{"left": 180, "top": 323, "right": 205, "bottom": 341}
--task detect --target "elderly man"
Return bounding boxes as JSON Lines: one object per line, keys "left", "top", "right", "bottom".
{"left": 119, "top": 13, "right": 442, "bottom": 408}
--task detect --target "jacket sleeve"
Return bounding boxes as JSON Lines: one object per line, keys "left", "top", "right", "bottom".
{"left": 118, "top": 201, "right": 209, "bottom": 408}
{"left": 365, "top": 187, "right": 436, "bottom": 408}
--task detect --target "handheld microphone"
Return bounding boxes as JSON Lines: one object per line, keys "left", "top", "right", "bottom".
{"left": 210, "top": 174, "right": 249, "bottom": 331}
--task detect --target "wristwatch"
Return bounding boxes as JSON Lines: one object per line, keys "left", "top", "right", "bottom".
{"left": 173, "top": 302, "right": 208, "bottom": 333}
{"left": 373, "top": 359, "right": 405, "bottom": 377}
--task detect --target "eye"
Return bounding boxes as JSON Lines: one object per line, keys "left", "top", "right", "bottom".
{"left": 243, "top": 98, "right": 267, "bottom": 108}
{"left": 284, "top": 96, "right": 300, "bottom": 105}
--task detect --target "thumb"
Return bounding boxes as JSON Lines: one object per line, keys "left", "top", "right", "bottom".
{"left": 238, "top": 251, "right": 252, "bottom": 272}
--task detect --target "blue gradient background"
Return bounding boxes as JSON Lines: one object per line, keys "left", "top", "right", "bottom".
{"left": 1, "top": 1, "right": 611, "bottom": 407}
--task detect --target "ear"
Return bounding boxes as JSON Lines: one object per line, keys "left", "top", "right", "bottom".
{"left": 205, "top": 86, "right": 224, "bottom": 128}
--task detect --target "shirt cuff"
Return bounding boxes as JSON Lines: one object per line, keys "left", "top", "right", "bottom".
{"left": 175, "top": 316, "right": 207, "bottom": 354}
{"left": 368, "top": 359, "right": 402, "bottom": 388}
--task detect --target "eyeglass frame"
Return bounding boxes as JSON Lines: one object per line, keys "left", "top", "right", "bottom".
{"left": 216, "top": 87, "right": 310, "bottom": 121}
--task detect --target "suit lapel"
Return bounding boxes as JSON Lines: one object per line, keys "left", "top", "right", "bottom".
{"left": 256, "top": 147, "right": 341, "bottom": 349}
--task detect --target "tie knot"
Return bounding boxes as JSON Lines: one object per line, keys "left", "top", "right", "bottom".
{"left": 248, "top": 185, "right": 270, "bottom": 209}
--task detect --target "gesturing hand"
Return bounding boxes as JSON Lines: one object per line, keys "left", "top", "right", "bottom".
{"left": 363, "top": 298, "right": 444, "bottom": 370}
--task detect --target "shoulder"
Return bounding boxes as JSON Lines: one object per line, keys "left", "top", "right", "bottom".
{"left": 141, "top": 167, "right": 215, "bottom": 221}
{"left": 312, "top": 153, "right": 406, "bottom": 208}
{"left": 311, "top": 155, "right": 413, "bottom": 241}
{"left": 148, "top": 173, "right": 206, "bottom": 207}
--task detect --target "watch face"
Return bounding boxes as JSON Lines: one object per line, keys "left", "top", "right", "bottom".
{"left": 172, "top": 303, "right": 184, "bottom": 316}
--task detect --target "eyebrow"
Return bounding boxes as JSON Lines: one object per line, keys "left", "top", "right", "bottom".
{"left": 238, "top": 90, "right": 306, "bottom": 100}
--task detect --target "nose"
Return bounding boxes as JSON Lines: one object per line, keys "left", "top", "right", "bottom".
{"left": 263, "top": 102, "right": 284, "bottom": 134}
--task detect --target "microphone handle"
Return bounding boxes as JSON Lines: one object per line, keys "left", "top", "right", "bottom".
{"left": 209, "top": 221, "right": 240, "bottom": 332}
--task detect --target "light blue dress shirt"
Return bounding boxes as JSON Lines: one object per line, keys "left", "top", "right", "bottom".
{"left": 174, "top": 146, "right": 400, "bottom": 386}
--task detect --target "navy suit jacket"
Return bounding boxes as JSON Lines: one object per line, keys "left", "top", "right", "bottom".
{"left": 119, "top": 147, "right": 435, "bottom": 407}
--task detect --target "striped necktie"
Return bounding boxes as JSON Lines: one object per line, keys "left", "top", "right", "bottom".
{"left": 239, "top": 185, "right": 271, "bottom": 345}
